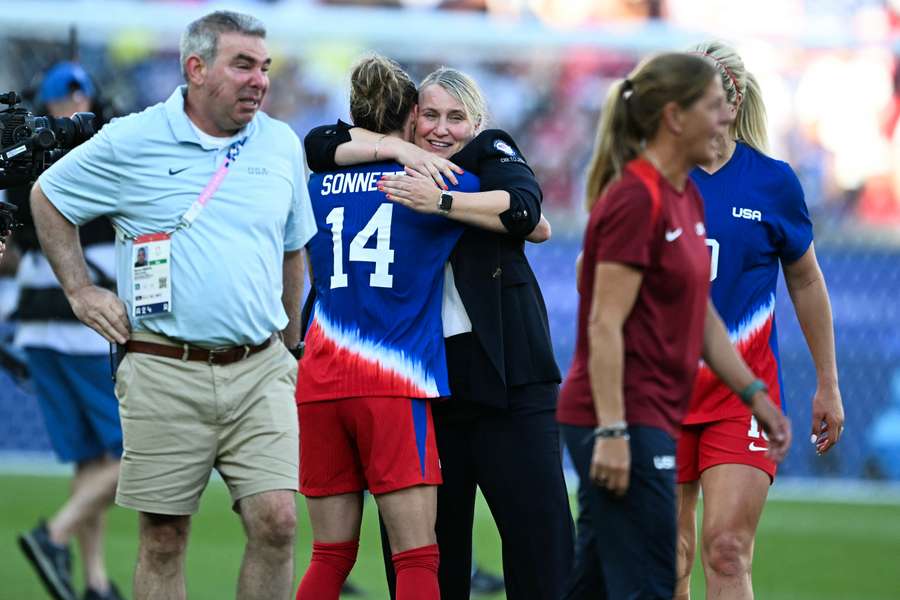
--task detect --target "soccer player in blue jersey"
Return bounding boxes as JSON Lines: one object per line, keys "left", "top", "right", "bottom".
{"left": 295, "top": 55, "right": 483, "bottom": 600}
{"left": 305, "top": 66, "right": 569, "bottom": 599}
{"left": 675, "top": 41, "right": 845, "bottom": 600}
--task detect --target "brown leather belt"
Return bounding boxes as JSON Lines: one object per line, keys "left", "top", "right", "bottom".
{"left": 125, "top": 334, "right": 276, "bottom": 366}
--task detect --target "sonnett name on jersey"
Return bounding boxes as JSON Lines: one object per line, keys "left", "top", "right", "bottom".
{"left": 320, "top": 170, "right": 406, "bottom": 196}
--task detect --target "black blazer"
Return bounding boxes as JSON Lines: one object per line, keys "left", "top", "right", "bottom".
{"left": 304, "top": 125, "right": 561, "bottom": 410}
{"left": 445, "top": 130, "right": 560, "bottom": 408}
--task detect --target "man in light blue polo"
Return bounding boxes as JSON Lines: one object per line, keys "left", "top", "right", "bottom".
{"left": 31, "top": 11, "right": 313, "bottom": 600}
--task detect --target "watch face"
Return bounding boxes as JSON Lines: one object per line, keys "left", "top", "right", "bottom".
{"left": 439, "top": 192, "right": 453, "bottom": 211}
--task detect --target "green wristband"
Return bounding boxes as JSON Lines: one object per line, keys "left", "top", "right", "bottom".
{"left": 738, "top": 379, "right": 767, "bottom": 406}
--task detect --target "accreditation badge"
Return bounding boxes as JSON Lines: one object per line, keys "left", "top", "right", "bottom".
{"left": 132, "top": 232, "right": 172, "bottom": 319}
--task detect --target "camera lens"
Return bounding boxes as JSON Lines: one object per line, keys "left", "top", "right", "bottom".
{"left": 46, "top": 113, "right": 95, "bottom": 149}
{"left": 69, "top": 112, "right": 96, "bottom": 146}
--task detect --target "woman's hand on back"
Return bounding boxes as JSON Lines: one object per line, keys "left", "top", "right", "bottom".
{"left": 378, "top": 167, "right": 445, "bottom": 214}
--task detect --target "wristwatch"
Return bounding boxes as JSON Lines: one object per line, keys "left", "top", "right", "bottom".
{"left": 438, "top": 190, "right": 453, "bottom": 214}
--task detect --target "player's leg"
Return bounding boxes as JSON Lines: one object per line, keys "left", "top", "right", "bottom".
{"left": 360, "top": 397, "right": 442, "bottom": 600}
{"left": 675, "top": 424, "right": 703, "bottom": 600}
{"left": 295, "top": 396, "right": 367, "bottom": 600}
{"left": 560, "top": 424, "right": 606, "bottom": 600}
{"left": 475, "top": 383, "right": 574, "bottom": 600}
{"left": 134, "top": 512, "right": 191, "bottom": 600}
{"left": 297, "top": 493, "right": 364, "bottom": 600}
{"left": 697, "top": 415, "right": 775, "bottom": 600}
{"left": 376, "top": 485, "right": 440, "bottom": 600}
{"left": 675, "top": 481, "right": 701, "bottom": 600}
{"left": 377, "top": 452, "right": 475, "bottom": 600}
{"left": 699, "top": 464, "right": 769, "bottom": 600}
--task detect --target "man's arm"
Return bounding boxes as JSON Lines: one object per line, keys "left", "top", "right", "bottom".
{"left": 31, "top": 182, "right": 129, "bottom": 344}
{"left": 281, "top": 249, "right": 305, "bottom": 349}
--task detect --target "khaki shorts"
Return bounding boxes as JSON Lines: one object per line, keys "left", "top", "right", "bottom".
{"left": 114, "top": 332, "right": 299, "bottom": 515}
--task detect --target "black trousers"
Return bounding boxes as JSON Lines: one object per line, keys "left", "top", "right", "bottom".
{"left": 381, "top": 382, "right": 574, "bottom": 600}
{"left": 561, "top": 424, "right": 677, "bottom": 600}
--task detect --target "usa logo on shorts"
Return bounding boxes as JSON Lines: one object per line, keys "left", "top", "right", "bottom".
{"left": 493, "top": 139, "right": 516, "bottom": 156}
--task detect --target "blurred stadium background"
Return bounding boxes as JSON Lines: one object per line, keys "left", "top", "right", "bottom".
{"left": 1, "top": 1, "right": 899, "bottom": 599}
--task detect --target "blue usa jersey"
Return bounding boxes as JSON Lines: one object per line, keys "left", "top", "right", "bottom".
{"left": 686, "top": 142, "right": 813, "bottom": 424}
{"left": 297, "top": 161, "right": 479, "bottom": 402}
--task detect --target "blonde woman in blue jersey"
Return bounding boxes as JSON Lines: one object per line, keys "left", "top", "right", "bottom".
{"left": 675, "top": 41, "right": 845, "bottom": 600}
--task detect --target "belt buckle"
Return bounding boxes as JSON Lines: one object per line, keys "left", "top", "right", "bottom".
{"left": 207, "top": 346, "right": 232, "bottom": 365}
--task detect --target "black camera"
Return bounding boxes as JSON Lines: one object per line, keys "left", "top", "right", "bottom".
{"left": 0, "top": 91, "right": 95, "bottom": 190}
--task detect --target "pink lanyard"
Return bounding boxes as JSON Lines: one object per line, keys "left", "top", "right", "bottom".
{"left": 178, "top": 138, "right": 245, "bottom": 229}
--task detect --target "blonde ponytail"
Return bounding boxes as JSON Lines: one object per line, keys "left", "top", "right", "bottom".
{"left": 689, "top": 40, "right": 769, "bottom": 153}
{"left": 734, "top": 71, "right": 768, "bottom": 153}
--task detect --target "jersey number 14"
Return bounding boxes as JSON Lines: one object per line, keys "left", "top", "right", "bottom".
{"left": 326, "top": 204, "right": 395, "bottom": 289}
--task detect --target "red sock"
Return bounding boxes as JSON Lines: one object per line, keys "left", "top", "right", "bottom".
{"left": 296, "top": 540, "right": 359, "bottom": 600}
{"left": 392, "top": 544, "right": 440, "bottom": 600}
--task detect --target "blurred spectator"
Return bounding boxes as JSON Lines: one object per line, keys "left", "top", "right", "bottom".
{"left": 13, "top": 62, "right": 125, "bottom": 600}
{"left": 3, "top": 30, "right": 897, "bottom": 233}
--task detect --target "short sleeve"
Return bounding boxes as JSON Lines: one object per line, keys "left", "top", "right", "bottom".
{"left": 285, "top": 134, "right": 317, "bottom": 251}
{"left": 37, "top": 124, "right": 121, "bottom": 226}
{"left": 774, "top": 163, "right": 813, "bottom": 263}
{"left": 593, "top": 180, "right": 657, "bottom": 269}
{"left": 303, "top": 120, "right": 353, "bottom": 173}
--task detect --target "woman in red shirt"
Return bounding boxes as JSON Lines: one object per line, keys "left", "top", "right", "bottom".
{"left": 556, "top": 52, "right": 792, "bottom": 599}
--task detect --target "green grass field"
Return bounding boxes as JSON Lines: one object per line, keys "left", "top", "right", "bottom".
{"left": 2, "top": 474, "right": 899, "bottom": 599}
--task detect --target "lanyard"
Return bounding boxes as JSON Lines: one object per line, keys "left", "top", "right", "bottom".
{"left": 112, "top": 137, "right": 247, "bottom": 244}
{"left": 178, "top": 138, "right": 246, "bottom": 229}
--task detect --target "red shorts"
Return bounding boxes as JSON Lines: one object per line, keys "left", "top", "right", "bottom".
{"left": 677, "top": 413, "right": 777, "bottom": 484}
{"left": 298, "top": 396, "right": 442, "bottom": 497}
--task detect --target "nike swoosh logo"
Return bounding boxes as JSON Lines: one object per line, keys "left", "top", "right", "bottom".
{"left": 168, "top": 167, "right": 189, "bottom": 176}
{"left": 748, "top": 442, "right": 768, "bottom": 452}
{"left": 665, "top": 228, "right": 683, "bottom": 242}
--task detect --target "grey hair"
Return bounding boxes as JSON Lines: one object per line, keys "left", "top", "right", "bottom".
{"left": 419, "top": 67, "right": 488, "bottom": 132}
{"left": 179, "top": 11, "right": 266, "bottom": 80}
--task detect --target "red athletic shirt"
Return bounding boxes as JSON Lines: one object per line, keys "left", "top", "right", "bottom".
{"left": 556, "top": 159, "right": 711, "bottom": 437}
